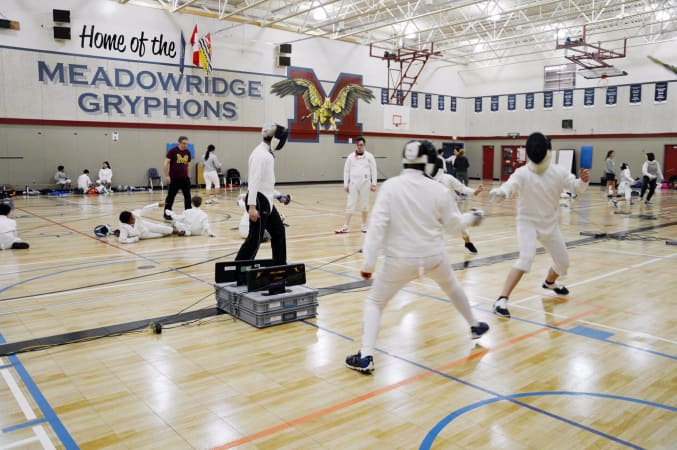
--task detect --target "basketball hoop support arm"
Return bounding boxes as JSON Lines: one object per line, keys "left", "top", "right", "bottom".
{"left": 370, "top": 43, "right": 441, "bottom": 105}
{"left": 555, "top": 25, "right": 627, "bottom": 70}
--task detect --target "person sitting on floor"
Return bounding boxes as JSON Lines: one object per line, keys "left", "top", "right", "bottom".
{"left": 0, "top": 203, "right": 30, "bottom": 250}
{"left": 165, "top": 196, "right": 215, "bottom": 237}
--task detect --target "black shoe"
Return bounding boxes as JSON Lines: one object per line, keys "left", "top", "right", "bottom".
{"left": 345, "top": 351, "right": 374, "bottom": 373}
{"left": 493, "top": 297, "right": 510, "bottom": 318}
{"left": 464, "top": 242, "right": 478, "bottom": 254}
{"left": 11, "top": 242, "right": 30, "bottom": 249}
{"left": 471, "top": 322, "right": 489, "bottom": 339}
{"left": 542, "top": 281, "right": 569, "bottom": 296}
{"left": 163, "top": 214, "right": 172, "bottom": 221}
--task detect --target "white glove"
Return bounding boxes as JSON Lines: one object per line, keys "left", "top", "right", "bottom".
{"left": 489, "top": 188, "right": 507, "bottom": 203}
{"left": 461, "top": 209, "right": 483, "bottom": 227}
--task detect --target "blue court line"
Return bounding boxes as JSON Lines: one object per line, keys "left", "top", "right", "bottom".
{"left": 0, "top": 332, "right": 78, "bottom": 449}
{"left": 569, "top": 325, "right": 614, "bottom": 340}
{"left": 2, "top": 418, "right": 48, "bottom": 433}
{"left": 420, "top": 391, "right": 677, "bottom": 450}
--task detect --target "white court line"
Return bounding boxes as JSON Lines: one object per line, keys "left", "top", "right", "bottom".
{"left": 0, "top": 436, "right": 41, "bottom": 448}
{"left": 0, "top": 358, "right": 55, "bottom": 449}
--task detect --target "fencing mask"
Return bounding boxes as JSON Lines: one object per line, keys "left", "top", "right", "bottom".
{"left": 526, "top": 132, "right": 552, "bottom": 174}
{"left": 402, "top": 140, "right": 438, "bottom": 176}
{"left": 94, "top": 224, "right": 110, "bottom": 238}
{"left": 262, "top": 123, "right": 289, "bottom": 150}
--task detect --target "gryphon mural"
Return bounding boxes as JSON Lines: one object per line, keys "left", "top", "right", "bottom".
{"left": 271, "top": 77, "right": 374, "bottom": 132}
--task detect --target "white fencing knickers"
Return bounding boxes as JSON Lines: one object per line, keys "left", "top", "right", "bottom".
{"left": 513, "top": 219, "right": 569, "bottom": 276}
{"left": 360, "top": 251, "right": 478, "bottom": 358}
{"left": 346, "top": 178, "right": 371, "bottom": 213}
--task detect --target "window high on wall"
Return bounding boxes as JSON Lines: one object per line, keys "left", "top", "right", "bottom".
{"left": 544, "top": 63, "right": 576, "bottom": 90}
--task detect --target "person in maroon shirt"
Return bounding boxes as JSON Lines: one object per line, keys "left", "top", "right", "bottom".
{"left": 163, "top": 136, "right": 192, "bottom": 220}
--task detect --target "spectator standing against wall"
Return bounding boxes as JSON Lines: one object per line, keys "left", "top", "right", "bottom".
{"left": 202, "top": 144, "right": 222, "bottom": 204}
{"left": 453, "top": 149, "right": 470, "bottom": 185}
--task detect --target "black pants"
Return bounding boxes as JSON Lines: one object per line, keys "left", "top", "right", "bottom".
{"left": 164, "top": 177, "right": 192, "bottom": 213}
{"left": 640, "top": 176, "right": 657, "bottom": 201}
{"left": 236, "top": 193, "right": 286, "bottom": 265}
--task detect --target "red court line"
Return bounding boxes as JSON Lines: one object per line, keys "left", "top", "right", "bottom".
{"left": 17, "top": 206, "right": 149, "bottom": 258}
{"left": 212, "top": 307, "right": 602, "bottom": 449}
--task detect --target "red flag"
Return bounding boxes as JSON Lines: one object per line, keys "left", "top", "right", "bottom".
{"left": 190, "top": 25, "right": 199, "bottom": 67}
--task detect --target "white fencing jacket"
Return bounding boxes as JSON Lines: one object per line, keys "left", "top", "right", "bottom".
{"left": 171, "top": 208, "right": 214, "bottom": 236}
{"left": 246, "top": 142, "right": 276, "bottom": 212}
{"left": 495, "top": 163, "right": 588, "bottom": 226}
{"left": 361, "top": 169, "right": 477, "bottom": 273}
{"left": 343, "top": 150, "right": 377, "bottom": 187}
{"left": 0, "top": 215, "right": 21, "bottom": 250}
{"left": 118, "top": 202, "right": 163, "bottom": 244}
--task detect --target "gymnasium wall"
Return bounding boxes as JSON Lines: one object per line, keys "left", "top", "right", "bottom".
{"left": 0, "top": 0, "right": 675, "bottom": 188}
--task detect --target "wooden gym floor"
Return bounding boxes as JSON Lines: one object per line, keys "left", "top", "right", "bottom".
{"left": 0, "top": 182, "right": 675, "bottom": 449}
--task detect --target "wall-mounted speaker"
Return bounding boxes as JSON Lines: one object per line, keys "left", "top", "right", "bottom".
{"left": 278, "top": 56, "right": 291, "bottom": 67}
{"left": 53, "top": 9, "right": 70, "bottom": 23}
{"left": 53, "top": 26, "right": 71, "bottom": 40}
{"left": 279, "top": 43, "right": 292, "bottom": 54}
{"left": 562, "top": 119, "right": 573, "bottom": 129}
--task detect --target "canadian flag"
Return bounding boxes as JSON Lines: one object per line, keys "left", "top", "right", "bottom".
{"left": 190, "top": 25, "right": 199, "bottom": 67}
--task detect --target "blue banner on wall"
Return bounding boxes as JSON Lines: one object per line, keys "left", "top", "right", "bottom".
{"left": 490, "top": 96, "right": 499, "bottom": 111}
{"left": 396, "top": 89, "right": 404, "bottom": 105}
{"left": 629, "top": 84, "right": 641, "bottom": 104}
{"left": 507, "top": 94, "right": 516, "bottom": 111}
{"left": 450, "top": 96, "right": 457, "bottom": 112}
{"left": 544, "top": 91, "right": 553, "bottom": 109}
{"left": 425, "top": 93, "right": 432, "bottom": 110}
{"left": 525, "top": 93, "right": 534, "bottom": 110}
{"left": 563, "top": 89, "right": 573, "bottom": 108}
{"left": 411, "top": 92, "right": 418, "bottom": 108}
{"left": 584, "top": 88, "right": 595, "bottom": 107}
{"left": 475, "top": 97, "right": 482, "bottom": 112}
{"left": 654, "top": 82, "right": 668, "bottom": 103}
{"left": 381, "top": 88, "right": 388, "bottom": 105}
{"left": 438, "top": 95, "right": 445, "bottom": 111}
{"left": 606, "top": 86, "right": 617, "bottom": 106}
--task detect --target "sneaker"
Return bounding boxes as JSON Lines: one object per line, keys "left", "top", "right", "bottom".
{"left": 471, "top": 322, "right": 489, "bottom": 339}
{"left": 542, "top": 280, "right": 569, "bottom": 296}
{"left": 178, "top": 230, "right": 186, "bottom": 236}
{"left": 464, "top": 242, "right": 478, "bottom": 254}
{"left": 205, "top": 199, "right": 214, "bottom": 204}
{"left": 345, "top": 352, "right": 374, "bottom": 373}
{"left": 361, "top": 225, "right": 367, "bottom": 233}
{"left": 335, "top": 226, "right": 349, "bottom": 234}
{"left": 612, "top": 199, "right": 618, "bottom": 207}
{"left": 645, "top": 200, "right": 651, "bottom": 205}
{"left": 493, "top": 297, "right": 510, "bottom": 318}
{"left": 164, "top": 214, "right": 172, "bottom": 221}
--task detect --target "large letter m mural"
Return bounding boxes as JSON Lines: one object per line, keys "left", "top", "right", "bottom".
{"left": 270, "top": 67, "right": 374, "bottom": 143}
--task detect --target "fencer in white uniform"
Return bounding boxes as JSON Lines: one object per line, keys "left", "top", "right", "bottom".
{"left": 433, "top": 156, "right": 484, "bottom": 253}
{"left": 117, "top": 202, "right": 175, "bottom": 244}
{"left": 336, "top": 136, "right": 377, "bottom": 233}
{"left": 614, "top": 162, "right": 635, "bottom": 207}
{"left": 345, "top": 140, "right": 488, "bottom": 373}
{"left": 490, "top": 132, "right": 589, "bottom": 318}
{"left": 166, "top": 196, "right": 215, "bottom": 237}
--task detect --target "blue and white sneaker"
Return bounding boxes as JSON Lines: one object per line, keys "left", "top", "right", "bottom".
{"left": 471, "top": 322, "right": 489, "bottom": 339}
{"left": 345, "top": 351, "right": 374, "bottom": 373}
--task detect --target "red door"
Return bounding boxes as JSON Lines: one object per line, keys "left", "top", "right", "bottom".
{"left": 482, "top": 145, "right": 494, "bottom": 180}
{"left": 664, "top": 144, "right": 677, "bottom": 183}
{"left": 500, "top": 145, "right": 523, "bottom": 181}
